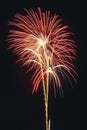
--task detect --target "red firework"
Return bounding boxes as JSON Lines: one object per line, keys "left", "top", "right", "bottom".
{"left": 7, "top": 8, "right": 77, "bottom": 96}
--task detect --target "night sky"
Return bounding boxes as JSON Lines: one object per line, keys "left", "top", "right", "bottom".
{"left": 0, "top": 0, "right": 87, "bottom": 130}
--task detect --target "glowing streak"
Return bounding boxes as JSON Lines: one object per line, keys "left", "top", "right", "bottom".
{"left": 23, "top": 59, "right": 42, "bottom": 66}
{"left": 24, "top": 48, "right": 43, "bottom": 62}
{"left": 53, "top": 64, "right": 70, "bottom": 71}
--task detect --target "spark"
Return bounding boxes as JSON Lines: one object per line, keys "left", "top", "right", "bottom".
{"left": 7, "top": 7, "right": 77, "bottom": 130}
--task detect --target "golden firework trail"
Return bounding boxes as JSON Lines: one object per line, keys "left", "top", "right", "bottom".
{"left": 7, "top": 8, "right": 77, "bottom": 130}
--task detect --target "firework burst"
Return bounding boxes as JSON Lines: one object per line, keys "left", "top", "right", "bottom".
{"left": 7, "top": 8, "right": 77, "bottom": 130}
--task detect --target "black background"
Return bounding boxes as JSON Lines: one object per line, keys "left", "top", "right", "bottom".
{"left": 0, "top": 0, "right": 87, "bottom": 130}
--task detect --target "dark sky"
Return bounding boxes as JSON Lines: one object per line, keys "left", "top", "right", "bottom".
{"left": 0, "top": 0, "right": 87, "bottom": 130}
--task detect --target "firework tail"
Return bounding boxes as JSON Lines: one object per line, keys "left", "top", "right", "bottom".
{"left": 42, "top": 60, "right": 49, "bottom": 130}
